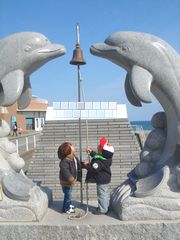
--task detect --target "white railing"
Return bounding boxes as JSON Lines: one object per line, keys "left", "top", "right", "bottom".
{"left": 9, "top": 132, "right": 41, "bottom": 155}
{"left": 131, "top": 124, "right": 146, "bottom": 147}
{"left": 131, "top": 124, "right": 144, "bottom": 132}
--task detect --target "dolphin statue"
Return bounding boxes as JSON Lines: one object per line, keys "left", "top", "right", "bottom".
{"left": 90, "top": 31, "right": 180, "bottom": 166}
{"left": 0, "top": 32, "right": 66, "bottom": 109}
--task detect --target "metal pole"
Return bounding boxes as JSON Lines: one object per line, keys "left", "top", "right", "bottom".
{"left": 78, "top": 64, "right": 83, "bottom": 204}
{"left": 70, "top": 23, "right": 86, "bottom": 205}
{"left": 78, "top": 65, "right": 81, "bottom": 102}
{"left": 76, "top": 24, "right": 80, "bottom": 45}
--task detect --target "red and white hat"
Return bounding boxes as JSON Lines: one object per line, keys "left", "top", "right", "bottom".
{"left": 99, "top": 137, "right": 114, "bottom": 159}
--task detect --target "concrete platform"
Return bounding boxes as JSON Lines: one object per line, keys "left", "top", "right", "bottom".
{"left": 0, "top": 201, "right": 180, "bottom": 240}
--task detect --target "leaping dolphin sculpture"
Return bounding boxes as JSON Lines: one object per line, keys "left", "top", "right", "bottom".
{"left": 90, "top": 31, "right": 180, "bottom": 166}
{"left": 0, "top": 32, "right": 66, "bottom": 109}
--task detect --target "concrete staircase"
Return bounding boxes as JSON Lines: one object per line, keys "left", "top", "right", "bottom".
{"left": 27, "top": 118, "right": 140, "bottom": 201}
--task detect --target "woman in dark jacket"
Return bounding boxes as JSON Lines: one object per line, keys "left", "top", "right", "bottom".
{"left": 58, "top": 142, "right": 81, "bottom": 214}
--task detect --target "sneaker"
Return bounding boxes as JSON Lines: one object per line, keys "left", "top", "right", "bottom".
{"left": 66, "top": 208, "right": 75, "bottom": 214}
{"left": 70, "top": 204, "right": 75, "bottom": 209}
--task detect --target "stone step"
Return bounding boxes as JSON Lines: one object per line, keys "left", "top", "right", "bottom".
{"left": 27, "top": 118, "right": 140, "bottom": 200}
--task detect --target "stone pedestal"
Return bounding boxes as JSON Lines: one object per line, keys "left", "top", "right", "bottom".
{"left": 0, "top": 216, "right": 179, "bottom": 240}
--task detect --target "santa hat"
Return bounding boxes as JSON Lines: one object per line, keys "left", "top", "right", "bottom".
{"left": 99, "top": 137, "right": 114, "bottom": 159}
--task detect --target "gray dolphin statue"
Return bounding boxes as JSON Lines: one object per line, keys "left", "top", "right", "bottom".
{"left": 0, "top": 32, "right": 66, "bottom": 221}
{"left": 90, "top": 31, "right": 180, "bottom": 166}
{"left": 0, "top": 32, "right": 66, "bottom": 109}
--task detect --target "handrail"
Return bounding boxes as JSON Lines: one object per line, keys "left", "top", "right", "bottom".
{"left": 131, "top": 124, "right": 146, "bottom": 148}
{"left": 8, "top": 132, "right": 41, "bottom": 155}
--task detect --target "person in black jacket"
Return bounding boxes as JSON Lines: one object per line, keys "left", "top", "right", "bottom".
{"left": 12, "top": 121, "right": 18, "bottom": 136}
{"left": 84, "top": 137, "right": 114, "bottom": 215}
{"left": 58, "top": 142, "right": 81, "bottom": 214}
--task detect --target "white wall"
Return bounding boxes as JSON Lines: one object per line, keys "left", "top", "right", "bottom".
{"left": 46, "top": 102, "right": 128, "bottom": 121}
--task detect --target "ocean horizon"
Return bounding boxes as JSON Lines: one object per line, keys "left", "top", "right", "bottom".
{"left": 130, "top": 120, "right": 153, "bottom": 131}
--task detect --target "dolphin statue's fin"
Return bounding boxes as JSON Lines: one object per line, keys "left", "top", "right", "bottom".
{"left": 130, "top": 65, "right": 153, "bottom": 103}
{"left": 18, "top": 76, "right": 32, "bottom": 109}
{"left": 125, "top": 73, "right": 142, "bottom": 107}
{"left": 0, "top": 70, "right": 24, "bottom": 106}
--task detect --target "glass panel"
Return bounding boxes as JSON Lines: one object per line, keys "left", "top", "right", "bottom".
{"left": 73, "top": 110, "right": 81, "bottom": 118}
{"left": 100, "top": 102, "right": 109, "bottom": 109}
{"left": 113, "top": 110, "right": 117, "bottom": 118}
{"left": 41, "top": 118, "right": 45, "bottom": 127}
{"left": 60, "top": 102, "right": 69, "bottom": 109}
{"left": 109, "top": 102, "right": 117, "bottom": 110}
{"left": 65, "top": 110, "right": 73, "bottom": 118}
{"left": 96, "top": 110, "right": 105, "bottom": 118}
{"left": 39, "top": 112, "right": 45, "bottom": 117}
{"left": 24, "top": 112, "right": 34, "bottom": 117}
{"left": 53, "top": 110, "right": 57, "bottom": 119}
{"left": 105, "top": 110, "right": 113, "bottom": 118}
{"left": 53, "top": 102, "right": 60, "bottom": 110}
{"left": 77, "top": 102, "right": 85, "bottom": 110}
{"left": 93, "top": 102, "right": 100, "bottom": 109}
{"left": 56, "top": 110, "right": 65, "bottom": 118}
{"left": 89, "top": 110, "right": 97, "bottom": 118}
{"left": 34, "top": 112, "right": 39, "bottom": 117}
{"left": 69, "top": 102, "right": 77, "bottom": 109}
{"left": 81, "top": 110, "right": 89, "bottom": 118}
{"left": 85, "top": 102, "right": 93, "bottom": 109}
{"left": 26, "top": 118, "right": 34, "bottom": 130}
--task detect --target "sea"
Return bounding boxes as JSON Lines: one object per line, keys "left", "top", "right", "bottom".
{"left": 130, "top": 120, "right": 153, "bottom": 131}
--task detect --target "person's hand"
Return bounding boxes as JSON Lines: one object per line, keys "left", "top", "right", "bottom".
{"left": 86, "top": 147, "right": 92, "bottom": 154}
{"left": 70, "top": 178, "right": 76, "bottom": 185}
{"left": 82, "top": 160, "right": 89, "bottom": 169}
{"left": 83, "top": 160, "right": 89, "bottom": 165}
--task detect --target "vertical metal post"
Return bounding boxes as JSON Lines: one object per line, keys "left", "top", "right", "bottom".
{"left": 76, "top": 24, "right": 80, "bottom": 45}
{"left": 78, "top": 65, "right": 83, "bottom": 204}
{"left": 26, "top": 137, "right": 29, "bottom": 152}
{"left": 70, "top": 23, "right": 86, "bottom": 205}
{"left": 34, "top": 135, "right": 36, "bottom": 148}
{"left": 16, "top": 139, "right": 19, "bottom": 154}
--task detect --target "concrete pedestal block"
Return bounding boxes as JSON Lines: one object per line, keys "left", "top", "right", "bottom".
{"left": 0, "top": 220, "right": 179, "bottom": 240}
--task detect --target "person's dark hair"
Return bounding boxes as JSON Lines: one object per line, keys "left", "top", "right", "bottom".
{"left": 57, "top": 142, "right": 72, "bottom": 160}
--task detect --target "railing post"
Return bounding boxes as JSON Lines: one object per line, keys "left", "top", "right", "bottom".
{"left": 33, "top": 135, "right": 36, "bottom": 148}
{"left": 26, "top": 137, "right": 29, "bottom": 152}
{"left": 16, "top": 139, "right": 19, "bottom": 154}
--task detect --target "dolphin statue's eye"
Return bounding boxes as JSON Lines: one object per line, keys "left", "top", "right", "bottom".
{"left": 121, "top": 45, "right": 130, "bottom": 51}
{"left": 24, "top": 45, "right": 32, "bottom": 52}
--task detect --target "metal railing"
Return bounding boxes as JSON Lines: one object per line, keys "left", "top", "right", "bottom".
{"left": 131, "top": 124, "right": 146, "bottom": 149}
{"left": 8, "top": 132, "right": 41, "bottom": 155}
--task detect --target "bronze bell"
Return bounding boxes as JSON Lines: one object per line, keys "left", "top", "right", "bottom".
{"left": 70, "top": 43, "right": 86, "bottom": 65}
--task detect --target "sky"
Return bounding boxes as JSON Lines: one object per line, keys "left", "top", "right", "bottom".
{"left": 0, "top": 0, "right": 180, "bottom": 121}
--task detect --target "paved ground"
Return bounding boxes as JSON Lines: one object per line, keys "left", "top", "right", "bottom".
{"left": 40, "top": 200, "right": 121, "bottom": 226}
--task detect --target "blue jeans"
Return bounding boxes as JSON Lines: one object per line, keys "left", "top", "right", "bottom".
{"left": 62, "top": 186, "right": 73, "bottom": 212}
{"left": 97, "top": 184, "right": 109, "bottom": 213}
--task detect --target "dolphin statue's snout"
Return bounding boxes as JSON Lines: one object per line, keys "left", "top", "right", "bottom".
{"left": 90, "top": 43, "right": 119, "bottom": 57}
{"left": 37, "top": 44, "right": 66, "bottom": 55}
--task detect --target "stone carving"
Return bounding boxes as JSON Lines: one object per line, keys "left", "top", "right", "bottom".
{"left": 0, "top": 31, "right": 66, "bottom": 108}
{"left": 90, "top": 31, "right": 180, "bottom": 220}
{"left": 0, "top": 32, "right": 66, "bottom": 221}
